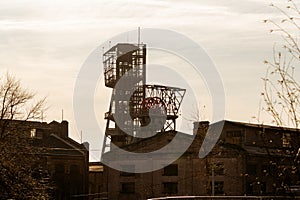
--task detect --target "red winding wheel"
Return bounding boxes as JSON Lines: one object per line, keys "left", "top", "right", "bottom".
{"left": 141, "top": 97, "right": 167, "bottom": 114}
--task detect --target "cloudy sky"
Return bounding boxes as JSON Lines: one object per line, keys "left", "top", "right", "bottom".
{"left": 0, "top": 0, "right": 292, "bottom": 160}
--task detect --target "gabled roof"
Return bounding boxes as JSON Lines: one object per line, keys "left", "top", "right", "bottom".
{"left": 33, "top": 133, "right": 87, "bottom": 157}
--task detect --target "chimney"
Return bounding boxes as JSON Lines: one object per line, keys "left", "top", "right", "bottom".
{"left": 190, "top": 121, "right": 210, "bottom": 155}
{"left": 83, "top": 142, "right": 89, "bottom": 151}
{"left": 193, "top": 121, "right": 209, "bottom": 136}
{"left": 61, "top": 120, "right": 69, "bottom": 137}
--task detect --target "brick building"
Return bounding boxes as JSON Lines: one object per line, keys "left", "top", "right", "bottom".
{"left": 0, "top": 119, "right": 89, "bottom": 199}
{"left": 101, "top": 120, "right": 299, "bottom": 199}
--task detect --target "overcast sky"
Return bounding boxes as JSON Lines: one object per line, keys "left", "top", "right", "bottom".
{"left": 0, "top": 0, "right": 292, "bottom": 160}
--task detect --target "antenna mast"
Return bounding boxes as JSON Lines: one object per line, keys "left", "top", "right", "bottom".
{"left": 138, "top": 27, "right": 141, "bottom": 45}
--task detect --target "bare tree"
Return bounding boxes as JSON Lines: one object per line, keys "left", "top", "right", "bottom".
{"left": 262, "top": 0, "right": 300, "bottom": 128}
{"left": 0, "top": 72, "right": 50, "bottom": 199}
{"left": 0, "top": 73, "right": 46, "bottom": 119}
{"left": 261, "top": 0, "right": 300, "bottom": 194}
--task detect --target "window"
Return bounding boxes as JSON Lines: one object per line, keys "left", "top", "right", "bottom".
{"left": 30, "top": 129, "right": 36, "bottom": 138}
{"left": 125, "top": 136, "right": 131, "bottom": 145}
{"left": 30, "top": 128, "right": 43, "bottom": 139}
{"left": 207, "top": 162, "right": 224, "bottom": 175}
{"left": 282, "top": 133, "right": 291, "bottom": 147}
{"left": 247, "top": 163, "right": 257, "bottom": 175}
{"left": 36, "top": 129, "right": 43, "bottom": 138}
{"left": 226, "top": 130, "right": 242, "bottom": 137}
{"left": 163, "top": 182, "right": 178, "bottom": 194}
{"left": 226, "top": 130, "right": 242, "bottom": 144}
{"left": 120, "top": 165, "right": 135, "bottom": 177}
{"left": 215, "top": 163, "right": 224, "bottom": 175}
{"left": 210, "top": 181, "right": 224, "bottom": 195}
{"left": 121, "top": 182, "right": 135, "bottom": 193}
{"left": 163, "top": 164, "right": 178, "bottom": 176}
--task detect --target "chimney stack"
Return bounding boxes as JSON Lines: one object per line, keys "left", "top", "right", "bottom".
{"left": 61, "top": 120, "right": 69, "bottom": 137}
{"left": 189, "top": 121, "right": 210, "bottom": 155}
{"left": 193, "top": 121, "right": 209, "bottom": 137}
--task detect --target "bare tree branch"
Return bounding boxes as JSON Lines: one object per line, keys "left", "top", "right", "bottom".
{"left": 0, "top": 72, "right": 50, "bottom": 198}
{"left": 261, "top": 0, "right": 300, "bottom": 193}
{"left": 263, "top": 1, "right": 300, "bottom": 128}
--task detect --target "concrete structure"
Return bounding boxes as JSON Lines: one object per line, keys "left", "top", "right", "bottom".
{"left": 101, "top": 120, "right": 299, "bottom": 200}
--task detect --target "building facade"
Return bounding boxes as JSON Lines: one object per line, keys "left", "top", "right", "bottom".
{"left": 0, "top": 119, "right": 89, "bottom": 199}
{"left": 101, "top": 120, "right": 299, "bottom": 199}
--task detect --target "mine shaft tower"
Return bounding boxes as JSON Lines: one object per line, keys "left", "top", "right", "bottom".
{"left": 102, "top": 42, "right": 186, "bottom": 155}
